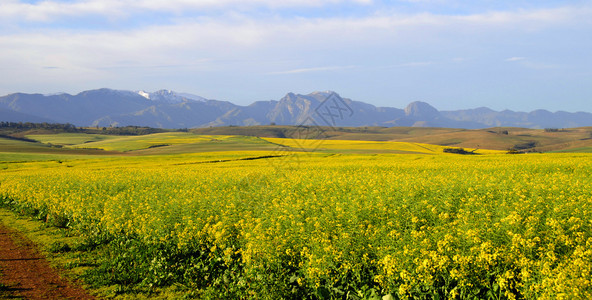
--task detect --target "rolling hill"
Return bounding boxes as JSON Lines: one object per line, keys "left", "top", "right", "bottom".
{"left": 1, "top": 125, "right": 590, "bottom": 155}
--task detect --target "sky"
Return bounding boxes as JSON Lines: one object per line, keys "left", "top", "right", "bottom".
{"left": 1, "top": 0, "right": 591, "bottom": 112}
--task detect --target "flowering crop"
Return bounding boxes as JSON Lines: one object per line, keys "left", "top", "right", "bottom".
{"left": 264, "top": 137, "right": 505, "bottom": 154}
{"left": 1, "top": 152, "right": 591, "bottom": 298}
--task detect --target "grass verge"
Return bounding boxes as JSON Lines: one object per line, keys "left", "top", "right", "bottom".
{"left": 0, "top": 208, "right": 190, "bottom": 299}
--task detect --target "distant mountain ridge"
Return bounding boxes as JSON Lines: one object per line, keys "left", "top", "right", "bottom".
{"left": 0, "top": 88, "right": 590, "bottom": 129}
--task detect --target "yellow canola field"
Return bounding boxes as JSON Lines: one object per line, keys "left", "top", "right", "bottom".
{"left": 0, "top": 152, "right": 590, "bottom": 298}
{"left": 72, "top": 132, "right": 229, "bottom": 151}
{"left": 26, "top": 132, "right": 257, "bottom": 152}
{"left": 264, "top": 137, "right": 505, "bottom": 154}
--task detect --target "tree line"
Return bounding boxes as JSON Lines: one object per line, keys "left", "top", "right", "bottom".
{"left": 0, "top": 121, "right": 176, "bottom": 136}
{"left": 0, "top": 121, "right": 78, "bottom": 131}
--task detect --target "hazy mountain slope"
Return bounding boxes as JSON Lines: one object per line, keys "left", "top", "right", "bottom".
{"left": 93, "top": 100, "right": 239, "bottom": 128}
{"left": 441, "top": 108, "right": 592, "bottom": 129}
{"left": 0, "top": 108, "right": 57, "bottom": 123}
{"left": 0, "top": 89, "right": 150, "bottom": 126}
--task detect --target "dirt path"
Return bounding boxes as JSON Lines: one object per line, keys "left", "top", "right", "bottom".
{"left": 0, "top": 223, "right": 96, "bottom": 300}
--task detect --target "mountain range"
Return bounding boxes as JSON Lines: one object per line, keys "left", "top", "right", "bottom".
{"left": 1, "top": 88, "right": 590, "bottom": 129}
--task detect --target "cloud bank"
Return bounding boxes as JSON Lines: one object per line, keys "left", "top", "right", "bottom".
{"left": 1, "top": 0, "right": 590, "bottom": 111}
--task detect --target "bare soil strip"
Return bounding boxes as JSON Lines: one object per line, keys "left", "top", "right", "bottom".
{"left": 0, "top": 223, "right": 96, "bottom": 299}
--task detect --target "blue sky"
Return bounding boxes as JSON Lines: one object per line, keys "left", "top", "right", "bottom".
{"left": 1, "top": 0, "right": 591, "bottom": 112}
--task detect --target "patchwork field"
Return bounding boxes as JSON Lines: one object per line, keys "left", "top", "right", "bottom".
{"left": 1, "top": 130, "right": 591, "bottom": 299}
{"left": 16, "top": 131, "right": 504, "bottom": 155}
{"left": 192, "top": 125, "right": 592, "bottom": 152}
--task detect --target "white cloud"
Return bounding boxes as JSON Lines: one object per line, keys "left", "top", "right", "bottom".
{"left": 4, "top": 0, "right": 587, "bottom": 27}
{"left": 1, "top": 2, "right": 590, "bottom": 101}
{"left": 0, "top": 0, "right": 373, "bottom": 22}
{"left": 2, "top": 4, "right": 589, "bottom": 57}
{"left": 269, "top": 66, "right": 355, "bottom": 75}
{"left": 0, "top": 0, "right": 126, "bottom": 22}
{"left": 503, "top": 57, "right": 562, "bottom": 69}
{"left": 1, "top": 4, "right": 589, "bottom": 75}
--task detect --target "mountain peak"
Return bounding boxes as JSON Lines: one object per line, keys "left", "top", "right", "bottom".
{"left": 404, "top": 101, "right": 440, "bottom": 119}
{"left": 138, "top": 90, "right": 150, "bottom": 99}
{"left": 136, "top": 90, "right": 206, "bottom": 104}
{"left": 152, "top": 89, "right": 174, "bottom": 96}
{"left": 77, "top": 88, "right": 142, "bottom": 99}
{"left": 309, "top": 90, "right": 336, "bottom": 97}
{"left": 282, "top": 92, "right": 300, "bottom": 102}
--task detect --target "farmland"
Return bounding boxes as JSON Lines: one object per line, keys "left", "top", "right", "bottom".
{"left": 1, "top": 130, "right": 591, "bottom": 299}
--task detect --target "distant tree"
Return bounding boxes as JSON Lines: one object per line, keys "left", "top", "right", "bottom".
{"left": 443, "top": 148, "right": 478, "bottom": 155}
{"left": 506, "top": 148, "right": 523, "bottom": 154}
